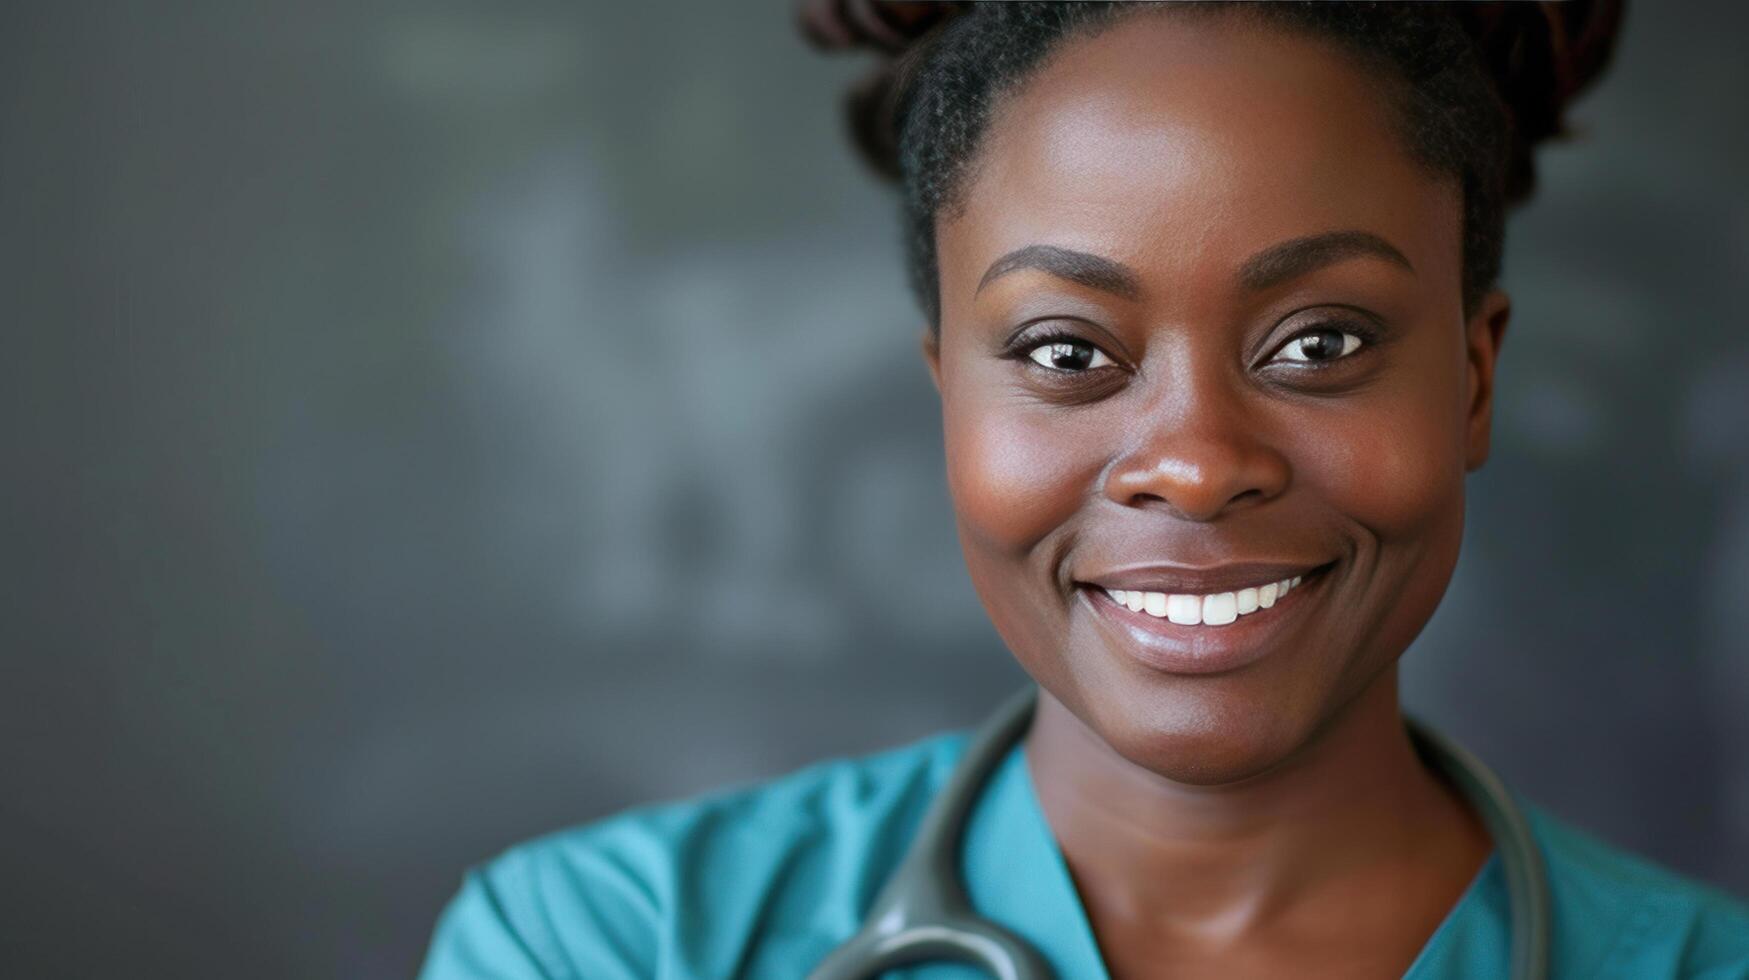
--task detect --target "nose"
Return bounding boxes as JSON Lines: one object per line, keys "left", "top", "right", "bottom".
{"left": 1101, "top": 383, "right": 1292, "bottom": 522}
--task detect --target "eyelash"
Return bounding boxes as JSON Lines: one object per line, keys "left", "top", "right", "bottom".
{"left": 1007, "top": 319, "right": 1380, "bottom": 373}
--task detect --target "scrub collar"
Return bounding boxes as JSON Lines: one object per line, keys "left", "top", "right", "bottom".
{"left": 957, "top": 740, "right": 1508, "bottom": 979}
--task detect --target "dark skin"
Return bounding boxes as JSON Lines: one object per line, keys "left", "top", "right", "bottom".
{"left": 919, "top": 12, "right": 1508, "bottom": 979}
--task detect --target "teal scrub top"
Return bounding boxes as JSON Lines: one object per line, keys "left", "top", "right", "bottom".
{"left": 418, "top": 729, "right": 1749, "bottom": 979}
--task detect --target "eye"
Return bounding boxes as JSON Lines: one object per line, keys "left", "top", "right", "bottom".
{"left": 1269, "top": 325, "right": 1366, "bottom": 365}
{"left": 1025, "top": 336, "right": 1115, "bottom": 372}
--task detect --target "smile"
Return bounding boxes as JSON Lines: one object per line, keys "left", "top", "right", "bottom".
{"left": 1102, "top": 575, "right": 1303, "bottom": 627}
{"left": 1076, "top": 561, "right": 1337, "bottom": 675}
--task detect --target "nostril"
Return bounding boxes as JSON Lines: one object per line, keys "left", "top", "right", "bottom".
{"left": 1102, "top": 443, "right": 1290, "bottom": 521}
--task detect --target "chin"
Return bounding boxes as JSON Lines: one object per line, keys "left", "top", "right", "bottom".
{"left": 1080, "top": 681, "right": 1326, "bottom": 786}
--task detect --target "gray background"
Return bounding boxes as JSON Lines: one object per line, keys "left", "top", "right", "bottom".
{"left": 3, "top": 2, "right": 1746, "bottom": 977}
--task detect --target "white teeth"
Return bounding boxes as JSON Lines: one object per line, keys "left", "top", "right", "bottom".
{"left": 1099, "top": 571, "right": 1317, "bottom": 627}
{"left": 1165, "top": 593, "right": 1201, "bottom": 625}
{"left": 1202, "top": 591, "right": 1238, "bottom": 625}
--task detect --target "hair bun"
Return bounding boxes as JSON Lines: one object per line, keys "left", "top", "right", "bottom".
{"left": 797, "top": 0, "right": 970, "bottom": 180}
{"left": 796, "top": 0, "right": 963, "bottom": 54}
{"left": 1453, "top": 0, "right": 1626, "bottom": 203}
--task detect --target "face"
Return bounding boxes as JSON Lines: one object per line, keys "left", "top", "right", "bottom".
{"left": 923, "top": 11, "right": 1510, "bottom": 785}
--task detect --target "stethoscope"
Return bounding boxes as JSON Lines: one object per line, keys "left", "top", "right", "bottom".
{"left": 808, "top": 686, "right": 1551, "bottom": 980}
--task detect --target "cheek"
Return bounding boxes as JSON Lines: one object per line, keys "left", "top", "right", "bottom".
{"left": 1297, "top": 353, "right": 1470, "bottom": 662}
{"left": 942, "top": 390, "right": 1105, "bottom": 695}
{"left": 942, "top": 395, "right": 1102, "bottom": 557}
{"left": 1301, "top": 330, "right": 1470, "bottom": 545}
{"left": 1312, "top": 397, "right": 1465, "bottom": 541}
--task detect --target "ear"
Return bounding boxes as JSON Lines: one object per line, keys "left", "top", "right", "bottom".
{"left": 920, "top": 326, "right": 943, "bottom": 395}
{"left": 1463, "top": 289, "right": 1511, "bottom": 472}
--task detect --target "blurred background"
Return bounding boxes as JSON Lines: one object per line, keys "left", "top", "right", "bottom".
{"left": 3, "top": 1, "right": 1746, "bottom": 976}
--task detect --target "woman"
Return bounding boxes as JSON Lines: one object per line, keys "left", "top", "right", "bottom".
{"left": 418, "top": 3, "right": 1749, "bottom": 977}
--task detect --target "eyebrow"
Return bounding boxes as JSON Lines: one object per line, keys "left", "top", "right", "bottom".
{"left": 1237, "top": 230, "right": 1414, "bottom": 293}
{"left": 975, "top": 244, "right": 1142, "bottom": 300}
{"left": 973, "top": 230, "right": 1414, "bottom": 300}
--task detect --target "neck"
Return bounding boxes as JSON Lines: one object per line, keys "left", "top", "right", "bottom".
{"left": 1024, "top": 669, "right": 1486, "bottom": 939}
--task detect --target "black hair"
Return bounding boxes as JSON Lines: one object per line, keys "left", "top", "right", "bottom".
{"left": 800, "top": 0, "right": 1623, "bottom": 330}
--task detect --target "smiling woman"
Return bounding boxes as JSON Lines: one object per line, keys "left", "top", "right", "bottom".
{"left": 416, "top": 3, "right": 1749, "bottom": 978}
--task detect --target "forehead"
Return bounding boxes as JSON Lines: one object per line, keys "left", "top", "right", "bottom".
{"left": 939, "top": 11, "right": 1461, "bottom": 313}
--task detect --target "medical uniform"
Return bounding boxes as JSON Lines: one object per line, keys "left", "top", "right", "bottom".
{"left": 418, "top": 729, "right": 1749, "bottom": 979}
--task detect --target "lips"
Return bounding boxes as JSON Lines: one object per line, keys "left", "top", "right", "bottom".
{"left": 1074, "top": 560, "right": 1338, "bottom": 674}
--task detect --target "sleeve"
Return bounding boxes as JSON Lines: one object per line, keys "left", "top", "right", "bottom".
{"left": 1681, "top": 893, "right": 1749, "bottom": 980}
{"left": 415, "top": 840, "right": 664, "bottom": 980}
{"left": 416, "top": 870, "right": 554, "bottom": 980}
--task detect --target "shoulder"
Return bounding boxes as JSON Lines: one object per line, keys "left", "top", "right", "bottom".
{"left": 416, "top": 729, "right": 970, "bottom": 980}
{"left": 1526, "top": 802, "right": 1749, "bottom": 979}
